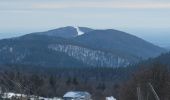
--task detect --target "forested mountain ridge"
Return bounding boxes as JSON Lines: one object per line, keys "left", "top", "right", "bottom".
{"left": 74, "top": 29, "right": 166, "bottom": 59}
{"left": 0, "top": 26, "right": 166, "bottom": 67}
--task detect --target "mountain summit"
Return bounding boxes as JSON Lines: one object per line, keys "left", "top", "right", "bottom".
{"left": 37, "top": 26, "right": 93, "bottom": 38}
{"left": 0, "top": 26, "right": 166, "bottom": 67}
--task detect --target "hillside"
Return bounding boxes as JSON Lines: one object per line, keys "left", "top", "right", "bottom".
{"left": 0, "top": 27, "right": 166, "bottom": 67}
{"left": 74, "top": 29, "right": 166, "bottom": 59}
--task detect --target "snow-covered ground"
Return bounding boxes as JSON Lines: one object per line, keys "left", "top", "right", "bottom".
{"left": 106, "top": 96, "right": 117, "bottom": 100}
{"left": 2, "top": 92, "right": 27, "bottom": 99}
{"left": 75, "top": 26, "right": 84, "bottom": 36}
{"left": 30, "top": 97, "right": 62, "bottom": 100}
{"left": 2, "top": 92, "right": 62, "bottom": 100}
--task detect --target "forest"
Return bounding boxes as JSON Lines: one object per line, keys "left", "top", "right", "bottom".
{"left": 0, "top": 61, "right": 170, "bottom": 100}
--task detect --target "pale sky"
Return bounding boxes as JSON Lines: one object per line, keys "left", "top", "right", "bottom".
{"left": 0, "top": 0, "right": 170, "bottom": 47}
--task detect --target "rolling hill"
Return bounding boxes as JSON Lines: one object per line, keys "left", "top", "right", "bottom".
{"left": 0, "top": 26, "right": 166, "bottom": 68}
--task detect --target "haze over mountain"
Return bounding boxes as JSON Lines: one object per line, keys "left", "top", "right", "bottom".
{"left": 1, "top": 28, "right": 170, "bottom": 48}
{"left": 1, "top": 0, "right": 170, "bottom": 48}
{"left": 126, "top": 28, "right": 170, "bottom": 48}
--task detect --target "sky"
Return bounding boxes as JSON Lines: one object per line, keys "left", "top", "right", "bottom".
{"left": 0, "top": 0, "right": 170, "bottom": 47}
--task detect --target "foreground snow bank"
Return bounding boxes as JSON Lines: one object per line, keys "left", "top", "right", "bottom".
{"left": 2, "top": 92, "right": 62, "bottom": 100}
{"left": 106, "top": 96, "right": 116, "bottom": 100}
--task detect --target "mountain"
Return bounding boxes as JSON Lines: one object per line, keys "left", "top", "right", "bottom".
{"left": 36, "top": 26, "right": 93, "bottom": 38}
{"left": 74, "top": 29, "right": 166, "bottom": 59}
{"left": 0, "top": 34, "right": 131, "bottom": 67}
{"left": 0, "top": 34, "right": 90, "bottom": 67}
{"left": 0, "top": 27, "right": 166, "bottom": 68}
{"left": 79, "top": 27, "right": 94, "bottom": 33}
{"left": 37, "top": 26, "right": 77, "bottom": 38}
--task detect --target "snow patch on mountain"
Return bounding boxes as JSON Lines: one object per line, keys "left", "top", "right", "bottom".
{"left": 75, "top": 27, "right": 84, "bottom": 36}
{"left": 48, "top": 44, "right": 130, "bottom": 67}
{"left": 9, "top": 47, "right": 13, "bottom": 53}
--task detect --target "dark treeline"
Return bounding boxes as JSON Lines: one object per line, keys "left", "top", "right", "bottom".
{"left": 119, "top": 63, "right": 170, "bottom": 100}
{"left": 0, "top": 64, "right": 135, "bottom": 100}
{"left": 0, "top": 60, "right": 170, "bottom": 100}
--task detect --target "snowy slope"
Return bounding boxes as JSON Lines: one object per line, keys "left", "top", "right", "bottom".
{"left": 75, "top": 26, "right": 84, "bottom": 36}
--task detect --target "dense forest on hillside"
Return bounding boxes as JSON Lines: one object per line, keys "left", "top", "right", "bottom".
{"left": 0, "top": 64, "right": 138, "bottom": 100}
{"left": 0, "top": 60, "right": 170, "bottom": 100}
{"left": 119, "top": 63, "right": 170, "bottom": 100}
